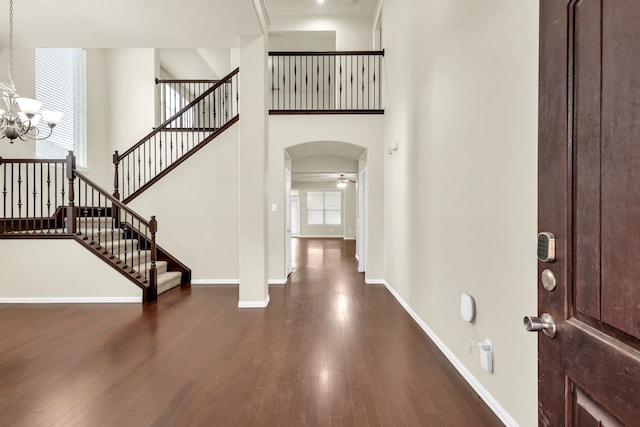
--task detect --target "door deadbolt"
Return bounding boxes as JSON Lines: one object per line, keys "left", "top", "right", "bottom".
{"left": 524, "top": 313, "right": 556, "bottom": 338}
{"left": 537, "top": 232, "right": 556, "bottom": 263}
{"left": 541, "top": 269, "right": 557, "bottom": 291}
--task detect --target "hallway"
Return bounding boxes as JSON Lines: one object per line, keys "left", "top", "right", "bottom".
{"left": 0, "top": 238, "right": 501, "bottom": 426}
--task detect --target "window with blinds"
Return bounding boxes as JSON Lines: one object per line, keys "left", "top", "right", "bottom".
{"left": 307, "top": 191, "right": 342, "bottom": 225}
{"left": 35, "top": 48, "right": 86, "bottom": 167}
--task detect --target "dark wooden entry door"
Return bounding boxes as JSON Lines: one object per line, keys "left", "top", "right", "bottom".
{"left": 538, "top": 1, "right": 640, "bottom": 425}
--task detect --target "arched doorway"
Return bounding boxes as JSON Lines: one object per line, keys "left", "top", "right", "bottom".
{"left": 284, "top": 141, "right": 367, "bottom": 277}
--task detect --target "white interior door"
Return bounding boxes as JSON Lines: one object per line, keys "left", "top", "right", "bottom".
{"left": 291, "top": 196, "right": 300, "bottom": 237}
{"left": 358, "top": 168, "right": 367, "bottom": 273}
{"left": 285, "top": 167, "right": 292, "bottom": 276}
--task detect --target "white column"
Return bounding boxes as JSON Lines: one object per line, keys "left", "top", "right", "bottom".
{"left": 238, "top": 35, "right": 269, "bottom": 307}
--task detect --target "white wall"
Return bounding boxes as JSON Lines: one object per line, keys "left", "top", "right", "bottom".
{"left": 269, "top": 16, "right": 373, "bottom": 50}
{"left": 84, "top": 49, "right": 112, "bottom": 186}
{"left": 268, "top": 115, "right": 384, "bottom": 283}
{"left": 382, "top": 0, "right": 538, "bottom": 425}
{"left": 238, "top": 35, "right": 269, "bottom": 305}
{"left": 107, "top": 49, "right": 157, "bottom": 155}
{"left": 269, "top": 32, "right": 336, "bottom": 51}
{"left": 292, "top": 156, "right": 357, "bottom": 173}
{"left": 0, "top": 240, "right": 141, "bottom": 301}
{"left": 127, "top": 125, "right": 240, "bottom": 283}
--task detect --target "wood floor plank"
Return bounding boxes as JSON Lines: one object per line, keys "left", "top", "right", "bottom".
{"left": 0, "top": 238, "right": 503, "bottom": 426}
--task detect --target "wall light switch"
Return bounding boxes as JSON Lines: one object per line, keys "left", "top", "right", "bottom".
{"left": 271, "top": 203, "right": 278, "bottom": 212}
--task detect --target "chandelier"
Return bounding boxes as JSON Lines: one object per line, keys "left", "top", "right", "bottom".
{"left": 0, "top": 0, "right": 63, "bottom": 143}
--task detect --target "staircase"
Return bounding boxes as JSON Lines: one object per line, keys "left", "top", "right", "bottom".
{"left": 114, "top": 68, "right": 239, "bottom": 203}
{"left": 1, "top": 68, "right": 239, "bottom": 303}
{"left": 70, "top": 212, "right": 183, "bottom": 296}
{"left": 0, "top": 153, "right": 190, "bottom": 302}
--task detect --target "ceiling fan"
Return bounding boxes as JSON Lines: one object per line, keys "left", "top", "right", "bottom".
{"left": 336, "top": 174, "right": 356, "bottom": 188}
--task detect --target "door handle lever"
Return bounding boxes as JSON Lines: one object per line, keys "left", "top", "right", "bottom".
{"left": 524, "top": 313, "right": 556, "bottom": 337}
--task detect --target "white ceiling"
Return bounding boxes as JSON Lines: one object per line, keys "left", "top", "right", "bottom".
{"left": 265, "top": 0, "right": 378, "bottom": 17}
{"left": 0, "top": 0, "right": 379, "bottom": 49}
{"left": 0, "top": 0, "right": 262, "bottom": 48}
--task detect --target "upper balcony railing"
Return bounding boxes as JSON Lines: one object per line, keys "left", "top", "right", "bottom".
{"left": 268, "top": 50, "right": 384, "bottom": 114}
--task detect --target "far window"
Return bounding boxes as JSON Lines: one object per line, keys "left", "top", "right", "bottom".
{"left": 35, "top": 48, "right": 87, "bottom": 167}
{"left": 307, "top": 191, "right": 342, "bottom": 225}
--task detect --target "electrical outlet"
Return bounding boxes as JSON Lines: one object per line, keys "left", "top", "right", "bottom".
{"left": 478, "top": 339, "right": 493, "bottom": 373}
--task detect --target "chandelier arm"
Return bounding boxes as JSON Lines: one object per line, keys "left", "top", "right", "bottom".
{"left": 35, "top": 125, "right": 54, "bottom": 141}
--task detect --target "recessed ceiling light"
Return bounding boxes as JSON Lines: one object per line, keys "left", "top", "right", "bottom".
{"left": 317, "top": 0, "right": 325, "bottom": 4}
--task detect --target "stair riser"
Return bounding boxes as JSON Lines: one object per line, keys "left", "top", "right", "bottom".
{"left": 157, "top": 272, "right": 183, "bottom": 295}
{"left": 77, "top": 229, "right": 127, "bottom": 239}
{"left": 96, "top": 239, "right": 139, "bottom": 251}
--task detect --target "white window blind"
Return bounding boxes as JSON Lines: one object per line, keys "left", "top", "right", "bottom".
{"left": 35, "top": 48, "right": 86, "bottom": 167}
{"left": 307, "top": 191, "right": 342, "bottom": 225}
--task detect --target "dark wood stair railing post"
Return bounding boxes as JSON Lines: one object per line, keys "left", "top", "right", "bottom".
{"left": 112, "top": 151, "right": 121, "bottom": 225}
{"left": 65, "top": 151, "right": 77, "bottom": 235}
{"left": 148, "top": 215, "right": 158, "bottom": 303}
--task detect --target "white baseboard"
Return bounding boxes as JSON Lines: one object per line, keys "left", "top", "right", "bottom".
{"left": 268, "top": 278, "right": 288, "bottom": 285}
{"left": 343, "top": 237, "right": 356, "bottom": 240}
{"left": 0, "top": 296, "right": 141, "bottom": 303}
{"left": 355, "top": 254, "right": 360, "bottom": 261}
{"left": 190, "top": 279, "right": 240, "bottom": 285}
{"left": 382, "top": 280, "right": 518, "bottom": 427}
{"left": 365, "top": 278, "right": 385, "bottom": 285}
{"left": 299, "top": 235, "right": 343, "bottom": 239}
{"left": 238, "top": 294, "right": 270, "bottom": 308}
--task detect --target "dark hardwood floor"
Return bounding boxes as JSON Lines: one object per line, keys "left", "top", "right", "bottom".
{"left": 0, "top": 238, "right": 502, "bottom": 426}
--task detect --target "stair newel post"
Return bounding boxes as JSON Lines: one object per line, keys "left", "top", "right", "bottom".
{"left": 112, "top": 151, "right": 121, "bottom": 225}
{"left": 66, "top": 151, "right": 77, "bottom": 235}
{"left": 148, "top": 215, "right": 158, "bottom": 302}
{"left": 113, "top": 151, "right": 120, "bottom": 200}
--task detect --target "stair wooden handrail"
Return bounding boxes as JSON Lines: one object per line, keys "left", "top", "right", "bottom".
{"left": 119, "top": 68, "right": 239, "bottom": 161}
{"left": 74, "top": 170, "right": 151, "bottom": 228}
{"left": 114, "top": 68, "right": 239, "bottom": 203}
{"left": 72, "top": 158, "right": 157, "bottom": 302}
{"left": 0, "top": 152, "right": 193, "bottom": 302}
{"left": 156, "top": 78, "right": 220, "bottom": 84}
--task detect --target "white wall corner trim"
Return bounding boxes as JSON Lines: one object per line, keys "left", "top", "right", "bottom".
{"left": 252, "top": 0, "right": 270, "bottom": 34}
{"left": 238, "top": 295, "right": 271, "bottom": 308}
{"left": 365, "top": 278, "right": 385, "bottom": 285}
{"left": 191, "top": 279, "right": 240, "bottom": 285}
{"left": 0, "top": 297, "right": 142, "bottom": 303}
{"left": 269, "top": 278, "right": 288, "bottom": 285}
{"left": 382, "top": 280, "right": 520, "bottom": 427}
